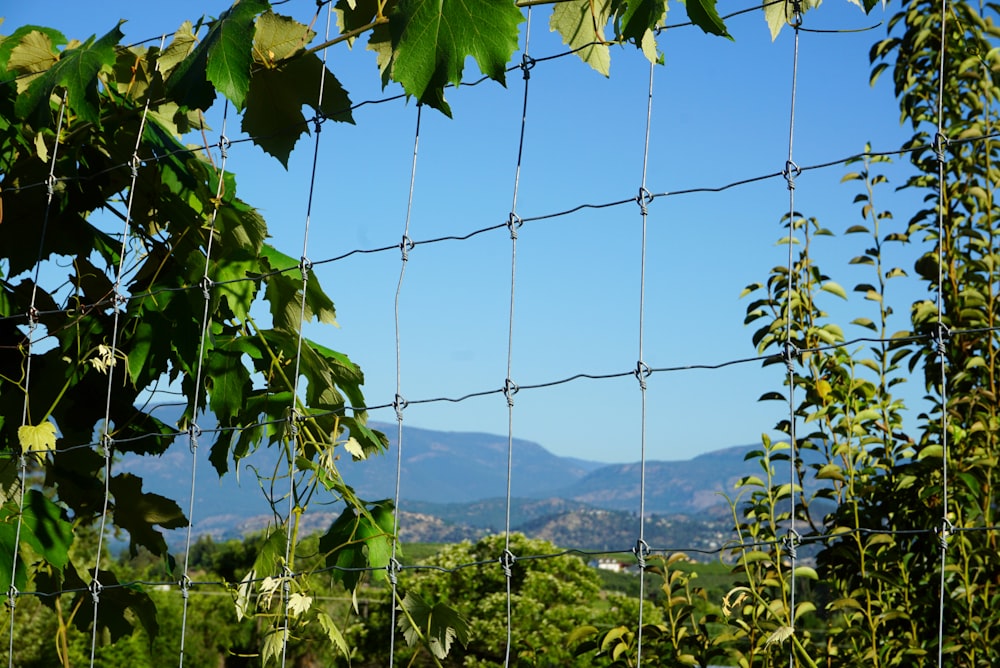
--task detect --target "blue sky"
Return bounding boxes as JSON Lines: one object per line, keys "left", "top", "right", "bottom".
{"left": 4, "top": 0, "right": 925, "bottom": 463}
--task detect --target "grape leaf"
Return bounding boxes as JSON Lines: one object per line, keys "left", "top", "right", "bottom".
{"left": 14, "top": 23, "right": 123, "bottom": 125}
{"left": 683, "top": 0, "right": 731, "bottom": 39}
{"left": 243, "top": 48, "right": 354, "bottom": 165}
{"left": 336, "top": 0, "right": 395, "bottom": 85}
{"left": 551, "top": 0, "right": 614, "bottom": 76}
{"left": 166, "top": 0, "right": 268, "bottom": 110}
{"left": 109, "top": 473, "right": 188, "bottom": 557}
{"left": 617, "top": 0, "right": 667, "bottom": 52}
{"left": 764, "top": 0, "right": 820, "bottom": 40}
{"left": 388, "top": 0, "right": 523, "bottom": 115}
{"left": 18, "top": 420, "right": 57, "bottom": 456}
{"left": 397, "top": 592, "right": 470, "bottom": 659}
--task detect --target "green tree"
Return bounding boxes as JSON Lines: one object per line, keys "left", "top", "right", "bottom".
{"left": 351, "top": 533, "right": 649, "bottom": 667}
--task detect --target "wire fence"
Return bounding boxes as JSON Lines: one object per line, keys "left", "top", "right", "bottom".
{"left": 1, "top": 0, "right": 997, "bottom": 666}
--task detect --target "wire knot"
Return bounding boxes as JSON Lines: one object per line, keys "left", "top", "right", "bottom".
{"left": 27, "top": 306, "right": 39, "bottom": 326}
{"left": 218, "top": 135, "right": 231, "bottom": 160}
{"left": 200, "top": 276, "right": 213, "bottom": 301}
{"left": 934, "top": 324, "right": 950, "bottom": 357}
{"left": 130, "top": 154, "right": 141, "bottom": 180}
{"left": 634, "top": 360, "right": 651, "bottom": 391}
{"left": 299, "top": 256, "right": 313, "bottom": 279}
{"left": 783, "top": 160, "right": 801, "bottom": 191}
{"left": 507, "top": 212, "right": 523, "bottom": 240}
{"left": 636, "top": 187, "right": 654, "bottom": 216}
{"left": 520, "top": 54, "right": 536, "bottom": 80}
{"left": 188, "top": 423, "right": 202, "bottom": 452}
{"left": 400, "top": 235, "right": 414, "bottom": 262}
{"left": 6, "top": 585, "right": 18, "bottom": 610}
{"left": 99, "top": 434, "right": 114, "bottom": 459}
{"left": 89, "top": 577, "right": 103, "bottom": 604}
{"left": 313, "top": 114, "right": 326, "bottom": 134}
{"left": 45, "top": 174, "right": 56, "bottom": 198}
{"left": 500, "top": 549, "right": 516, "bottom": 578}
{"left": 782, "top": 341, "right": 799, "bottom": 374}
{"left": 936, "top": 517, "right": 954, "bottom": 552}
{"left": 394, "top": 394, "right": 408, "bottom": 422}
{"left": 783, "top": 529, "right": 801, "bottom": 561}
{"left": 934, "top": 131, "right": 949, "bottom": 163}
{"left": 387, "top": 557, "right": 402, "bottom": 587}
{"left": 633, "top": 539, "right": 650, "bottom": 570}
{"left": 179, "top": 574, "right": 192, "bottom": 600}
{"left": 288, "top": 408, "right": 301, "bottom": 438}
{"left": 504, "top": 378, "right": 519, "bottom": 408}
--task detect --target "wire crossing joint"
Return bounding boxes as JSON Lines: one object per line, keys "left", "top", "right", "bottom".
{"left": 503, "top": 378, "right": 519, "bottom": 408}
{"left": 634, "top": 361, "right": 652, "bottom": 391}
{"left": 633, "top": 539, "right": 650, "bottom": 570}
{"left": 783, "top": 160, "right": 801, "bottom": 191}
{"left": 636, "top": 187, "right": 654, "bottom": 216}
{"left": 387, "top": 557, "right": 402, "bottom": 587}
{"left": 507, "top": 212, "right": 523, "bottom": 240}
{"left": 937, "top": 518, "right": 954, "bottom": 552}
{"left": 393, "top": 394, "right": 408, "bottom": 423}
{"left": 499, "top": 549, "right": 516, "bottom": 579}
{"left": 782, "top": 529, "right": 801, "bottom": 561}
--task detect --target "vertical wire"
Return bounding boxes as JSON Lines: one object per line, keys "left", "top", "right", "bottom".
{"left": 502, "top": 8, "right": 533, "bottom": 667}
{"left": 783, "top": 5, "right": 804, "bottom": 664}
{"left": 933, "top": 0, "right": 951, "bottom": 663}
{"left": 7, "top": 92, "right": 68, "bottom": 668}
{"left": 388, "top": 103, "right": 422, "bottom": 665}
{"left": 178, "top": 92, "right": 229, "bottom": 666}
{"left": 633, "top": 59, "right": 655, "bottom": 666}
{"left": 88, "top": 84, "right": 156, "bottom": 667}
{"left": 280, "top": 5, "right": 334, "bottom": 665}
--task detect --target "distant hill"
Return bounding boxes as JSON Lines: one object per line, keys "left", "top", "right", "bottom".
{"left": 117, "top": 416, "right": 764, "bottom": 552}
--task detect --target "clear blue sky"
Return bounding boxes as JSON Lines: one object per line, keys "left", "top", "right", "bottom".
{"left": 4, "top": 0, "right": 923, "bottom": 463}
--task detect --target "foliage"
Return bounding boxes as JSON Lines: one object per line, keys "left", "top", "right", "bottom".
{"left": 349, "top": 533, "right": 649, "bottom": 667}
{"left": 0, "top": 0, "right": 885, "bottom": 662}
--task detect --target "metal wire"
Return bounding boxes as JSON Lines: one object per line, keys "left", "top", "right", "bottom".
{"left": 633, "top": 58, "right": 656, "bottom": 666}
{"left": 501, "top": 8, "right": 533, "bottom": 665}
{"left": 388, "top": 102, "right": 422, "bottom": 666}
{"left": 934, "top": 0, "right": 951, "bottom": 663}
{"left": 783, "top": 3, "right": 804, "bottom": 663}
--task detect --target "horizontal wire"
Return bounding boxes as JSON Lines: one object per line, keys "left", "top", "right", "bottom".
{"left": 15, "top": 523, "right": 1000, "bottom": 600}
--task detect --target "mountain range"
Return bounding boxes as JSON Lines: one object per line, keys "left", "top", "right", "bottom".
{"left": 118, "top": 421, "right": 762, "bottom": 551}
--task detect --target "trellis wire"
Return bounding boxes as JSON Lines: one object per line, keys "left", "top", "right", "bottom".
{"left": 176, "top": 101, "right": 231, "bottom": 665}
{"left": 632, "top": 57, "right": 656, "bottom": 665}
{"left": 387, "top": 97, "right": 423, "bottom": 668}
{"left": 933, "top": 0, "right": 951, "bottom": 662}
{"left": 88, "top": 78, "right": 158, "bottom": 666}
{"left": 6, "top": 91, "right": 68, "bottom": 668}
{"left": 783, "top": 1, "right": 804, "bottom": 663}
{"left": 501, "top": 7, "right": 533, "bottom": 665}
{"left": 0, "top": 3, "right": 993, "bottom": 666}
{"left": 277, "top": 4, "right": 338, "bottom": 665}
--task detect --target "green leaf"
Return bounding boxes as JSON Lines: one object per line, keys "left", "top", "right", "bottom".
{"left": 388, "top": 0, "right": 523, "bottom": 114}
{"left": 109, "top": 473, "right": 188, "bottom": 557}
{"left": 244, "top": 48, "right": 354, "bottom": 165}
{"left": 397, "top": 591, "right": 470, "bottom": 659}
{"left": 617, "top": 0, "right": 667, "bottom": 62}
{"left": 7, "top": 30, "right": 59, "bottom": 92}
{"left": 764, "top": 0, "right": 819, "bottom": 40}
{"left": 319, "top": 499, "right": 395, "bottom": 590}
{"left": 166, "top": 0, "right": 268, "bottom": 110}
{"left": 0, "top": 25, "right": 66, "bottom": 73}
{"left": 551, "top": 0, "right": 614, "bottom": 76}
{"left": 15, "top": 23, "right": 124, "bottom": 125}
{"left": 683, "top": 0, "right": 731, "bottom": 38}
{"left": 0, "top": 491, "right": 74, "bottom": 590}
{"left": 821, "top": 281, "right": 848, "bottom": 300}
{"left": 316, "top": 610, "right": 351, "bottom": 659}
{"left": 18, "top": 421, "right": 57, "bottom": 456}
